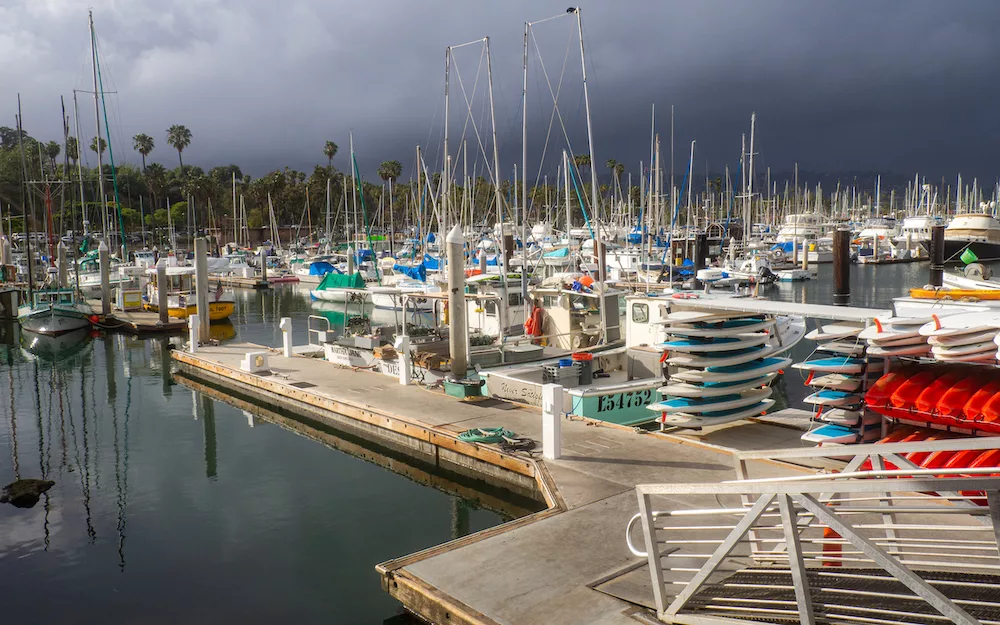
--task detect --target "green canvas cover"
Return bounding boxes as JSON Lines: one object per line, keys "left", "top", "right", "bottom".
{"left": 316, "top": 272, "right": 366, "bottom": 291}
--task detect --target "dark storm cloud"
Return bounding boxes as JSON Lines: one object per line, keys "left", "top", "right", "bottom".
{"left": 3, "top": 0, "right": 999, "bottom": 183}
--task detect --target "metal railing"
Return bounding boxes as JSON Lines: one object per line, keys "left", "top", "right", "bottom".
{"left": 628, "top": 438, "right": 1000, "bottom": 624}
{"left": 307, "top": 315, "right": 332, "bottom": 347}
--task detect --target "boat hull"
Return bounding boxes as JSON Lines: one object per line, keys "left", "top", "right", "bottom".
{"left": 144, "top": 302, "right": 234, "bottom": 321}
{"left": 18, "top": 306, "right": 92, "bottom": 336}
{"left": 920, "top": 239, "right": 1000, "bottom": 263}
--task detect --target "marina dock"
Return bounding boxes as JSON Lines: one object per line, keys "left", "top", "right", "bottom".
{"left": 172, "top": 342, "right": 816, "bottom": 625}
{"left": 85, "top": 298, "right": 188, "bottom": 334}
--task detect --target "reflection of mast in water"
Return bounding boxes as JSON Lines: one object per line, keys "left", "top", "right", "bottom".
{"left": 203, "top": 395, "right": 217, "bottom": 479}
{"left": 32, "top": 361, "right": 51, "bottom": 550}
{"left": 450, "top": 498, "right": 470, "bottom": 541}
{"left": 6, "top": 355, "right": 18, "bottom": 479}
{"left": 73, "top": 359, "right": 96, "bottom": 542}
{"left": 115, "top": 348, "right": 132, "bottom": 571}
{"left": 57, "top": 368, "right": 68, "bottom": 471}
{"left": 89, "top": 359, "right": 101, "bottom": 490}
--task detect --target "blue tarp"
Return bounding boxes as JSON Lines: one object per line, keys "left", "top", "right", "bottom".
{"left": 543, "top": 247, "right": 570, "bottom": 258}
{"left": 422, "top": 254, "right": 441, "bottom": 271}
{"left": 426, "top": 232, "right": 436, "bottom": 243}
{"left": 309, "top": 261, "right": 338, "bottom": 276}
{"left": 356, "top": 249, "right": 374, "bottom": 262}
{"left": 394, "top": 263, "right": 427, "bottom": 282}
{"left": 771, "top": 241, "right": 795, "bottom": 254}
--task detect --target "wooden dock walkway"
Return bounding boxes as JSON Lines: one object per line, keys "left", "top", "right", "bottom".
{"left": 171, "top": 342, "right": 813, "bottom": 625}
{"left": 86, "top": 299, "right": 187, "bottom": 334}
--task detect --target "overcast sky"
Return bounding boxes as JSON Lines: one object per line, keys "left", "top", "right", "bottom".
{"left": 3, "top": 0, "right": 999, "bottom": 185}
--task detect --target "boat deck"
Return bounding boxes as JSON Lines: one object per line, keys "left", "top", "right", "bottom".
{"left": 86, "top": 298, "right": 188, "bottom": 334}
{"left": 172, "top": 341, "right": 819, "bottom": 624}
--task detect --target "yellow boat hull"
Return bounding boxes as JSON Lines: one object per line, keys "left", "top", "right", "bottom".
{"left": 145, "top": 302, "right": 235, "bottom": 321}
{"left": 909, "top": 288, "right": 1000, "bottom": 301}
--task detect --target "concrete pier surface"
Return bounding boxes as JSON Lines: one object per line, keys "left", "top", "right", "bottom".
{"left": 172, "top": 342, "right": 814, "bottom": 625}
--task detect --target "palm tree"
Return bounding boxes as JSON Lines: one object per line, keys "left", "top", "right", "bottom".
{"left": 144, "top": 163, "right": 167, "bottom": 210}
{"left": 90, "top": 136, "right": 106, "bottom": 156}
{"left": 66, "top": 136, "right": 79, "bottom": 167}
{"left": 133, "top": 133, "right": 154, "bottom": 171}
{"left": 323, "top": 141, "right": 338, "bottom": 170}
{"left": 166, "top": 125, "right": 192, "bottom": 169}
{"left": 378, "top": 160, "right": 403, "bottom": 240}
{"left": 44, "top": 141, "right": 61, "bottom": 174}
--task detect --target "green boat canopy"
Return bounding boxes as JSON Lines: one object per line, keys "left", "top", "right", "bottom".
{"left": 316, "top": 272, "right": 366, "bottom": 291}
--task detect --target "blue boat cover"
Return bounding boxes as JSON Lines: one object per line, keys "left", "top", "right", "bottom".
{"left": 543, "top": 247, "right": 570, "bottom": 258}
{"left": 772, "top": 241, "right": 795, "bottom": 253}
{"left": 394, "top": 263, "right": 427, "bottom": 282}
{"left": 309, "top": 261, "right": 338, "bottom": 276}
{"left": 426, "top": 232, "right": 436, "bottom": 243}
{"left": 422, "top": 254, "right": 442, "bottom": 270}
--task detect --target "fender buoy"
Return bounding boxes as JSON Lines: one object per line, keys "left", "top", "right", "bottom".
{"left": 671, "top": 293, "right": 699, "bottom": 300}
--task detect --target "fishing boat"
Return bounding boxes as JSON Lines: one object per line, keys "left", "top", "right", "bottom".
{"left": 143, "top": 265, "right": 235, "bottom": 321}
{"left": 17, "top": 288, "right": 94, "bottom": 336}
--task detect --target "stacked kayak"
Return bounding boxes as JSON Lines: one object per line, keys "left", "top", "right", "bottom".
{"left": 865, "top": 365, "right": 1000, "bottom": 434}
{"left": 797, "top": 321, "right": 882, "bottom": 445}
{"left": 648, "top": 311, "right": 804, "bottom": 429}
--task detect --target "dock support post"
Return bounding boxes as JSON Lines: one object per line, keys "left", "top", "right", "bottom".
{"left": 99, "top": 241, "right": 111, "bottom": 315}
{"left": 394, "top": 334, "right": 411, "bottom": 385}
{"left": 929, "top": 224, "right": 944, "bottom": 288}
{"left": 346, "top": 246, "right": 355, "bottom": 275}
{"left": 479, "top": 248, "right": 487, "bottom": 274}
{"left": 801, "top": 241, "right": 809, "bottom": 271}
{"left": 446, "top": 225, "right": 469, "bottom": 379}
{"left": 542, "top": 383, "right": 563, "bottom": 460}
{"left": 833, "top": 228, "right": 850, "bottom": 306}
{"left": 57, "top": 242, "right": 68, "bottom": 288}
{"left": 194, "top": 237, "right": 211, "bottom": 342}
{"left": 188, "top": 313, "right": 200, "bottom": 353}
{"left": 259, "top": 247, "right": 268, "bottom": 284}
{"left": 693, "top": 233, "right": 708, "bottom": 289}
{"left": 156, "top": 260, "right": 169, "bottom": 324}
{"left": 279, "top": 317, "right": 293, "bottom": 358}
{"left": 0, "top": 237, "right": 9, "bottom": 267}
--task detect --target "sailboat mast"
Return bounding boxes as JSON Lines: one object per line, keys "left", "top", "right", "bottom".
{"left": 521, "top": 20, "right": 530, "bottom": 306}
{"left": 485, "top": 36, "right": 510, "bottom": 335}
{"left": 89, "top": 10, "right": 108, "bottom": 242}
{"left": 73, "top": 92, "right": 87, "bottom": 238}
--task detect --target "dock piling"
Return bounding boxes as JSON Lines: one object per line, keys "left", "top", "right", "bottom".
{"left": 542, "top": 383, "right": 563, "bottom": 460}
{"left": 156, "top": 260, "right": 169, "bottom": 324}
{"left": 188, "top": 313, "right": 200, "bottom": 353}
{"left": 260, "top": 247, "right": 268, "bottom": 283}
{"left": 446, "top": 225, "right": 469, "bottom": 379}
{"left": 194, "top": 237, "right": 211, "bottom": 342}
{"left": 693, "top": 233, "right": 708, "bottom": 288}
{"left": 801, "top": 241, "right": 809, "bottom": 271}
{"left": 99, "top": 241, "right": 111, "bottom": 315}
{"left": 346, "top": 246, "right": 355, "bottom": 275}
{"left": 0, "top": 236, "right": 9, "bottom": 267}
{"left": 929, "top": 224, "right": 945, "bottom": 288}
{"left": 57, "top": 242, "right": 68, "bottom": 288}
{"left": 280, "top": 317, "right": 293, "bottom": 358}
{"left": 833, "top": 228, "right": 850, "bottom": 306}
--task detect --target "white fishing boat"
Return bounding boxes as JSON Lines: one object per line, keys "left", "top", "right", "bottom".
{"left": 18, "top": 288, "right": 94, "bottom": 336}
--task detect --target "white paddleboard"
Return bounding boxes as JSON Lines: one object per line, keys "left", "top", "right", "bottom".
{"left": 932, "top": 341, "right": 996, "bottom": 356}
{"left": 661, "top": 318, "right": 775, "bottom": 337}
{"left": 791, "top": 357, "right": 865, "bottom": 374}
{"left": 657, "top": 399, "right": 775, "bottom": 428}
{"left": 673, "top": 357, "right": 792, "bottom": 383}
{"left": 818, "top": 409, "right": 880, "bottom": 427}
{"left": 803, "top": 390, "right": 863, "bottom": 407}
{"left": 664, "top": 310, "right": 747, "bottom": 324}
{"left": 666, "top": 344, "right": 773, "bottom": 368}
{"left": 816, "top": 340, "right": 866, "bottom": 357}
{"left": 929, "top": 330, "right": 999, "bottom": 346}
{"left": 867, "top": 343, "right": 930, "bottom": 357}
{"left": 659, "top": 373, "right": 777, "bottom": 398}
{"left": 858, "top": 324, "right": 921, "bottom": 342}
{"left": 867, "top": 334, "right": 929, "bottom": 347}
{"left": 807, "top": 373, "right": 863, "bottom": 392}
{"left": 648, "top": 388, "right": 772, "bottom": 414}
{"left": 918, "top": 312, "right": 1000, "bottom": 338}
{"left": 934, "top": 351, "right": 997, "bottom": 363}
{"left": 658, "top": 333, "right": 770, "bottom": 353}
{"left": 805, "top": 322, "right": 864, "bottom": 342}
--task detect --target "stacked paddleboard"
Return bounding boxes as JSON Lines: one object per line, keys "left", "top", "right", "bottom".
{"left": 796, "top": 321, "right": 881, "bottom": 444}
{"left": 648, "top": 311, "right": 802, "bottom": 428}
{"left": 918, "top": 312, "right": 1000, "bottom": 365}
{"left": 859, "top": 315, "right": 932, "bottom": 358}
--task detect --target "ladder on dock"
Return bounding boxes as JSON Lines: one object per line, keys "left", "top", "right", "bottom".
{"left": 628, "top": 438, "right": 1000, "bottom": 624}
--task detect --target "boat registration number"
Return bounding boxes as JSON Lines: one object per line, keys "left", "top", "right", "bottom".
{"left": 597, "top": 389, "right": 654, "bottom": 413}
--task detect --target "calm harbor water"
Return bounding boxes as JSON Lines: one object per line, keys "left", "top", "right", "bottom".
{"left": 0, "top": 289, "right": 535, "bottom": 624}
{"left": 0, "top": 261, "right": 976, "bottom": 622}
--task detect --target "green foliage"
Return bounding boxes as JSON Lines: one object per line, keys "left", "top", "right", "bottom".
{"left": 166, "top": 125, "right": 192, "bottom": 168}
{"left": 323, "top": 140, "right": 338, "bottom": 169}
{"left": 247, "top": 207, "right": 264, "bottom": 228}
{"left": 65, "top": 136, "right": 79, "bottom": 164}
{"left": 152, "top": 209, "right": 169, "bottom": 227}
{"left": 170, "top": 201, "right": 187, "bottom": 224}
{"left": 120, "top": 207, "right": 140, "bottom": 227}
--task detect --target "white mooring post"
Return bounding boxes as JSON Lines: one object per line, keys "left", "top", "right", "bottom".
{"left": 280, "top": 317, "right": 293, "bottom": 357}
{"left": 394, "top": 334, "right": 411, "bottom": 386}
{"left": 188, "top": 313, "right": 200, "bottom": 354}
{"left": 542, "top": 383, "right": 563, "bottom": 460}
